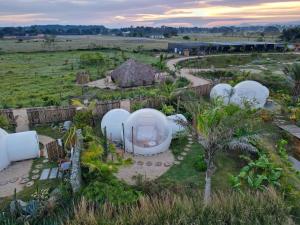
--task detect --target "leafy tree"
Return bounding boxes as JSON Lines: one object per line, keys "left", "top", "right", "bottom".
{"left": 185, "top": 101, "right": 259, "bottom": 204}
{"left": 182, "top": 35, "right": 190, "bottom": 40}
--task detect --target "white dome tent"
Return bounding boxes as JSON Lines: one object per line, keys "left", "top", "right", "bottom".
{"left": 0, "top": 136, "right": 9, "bottom": 171}
{"left": 210, "top": 83, "right": 233, "bottom": 104}
{"left": 101, "top": 109, "right": 130, "bottom": 142}
{"left": 167, "top": 114, "right": 187, "bottom": 137}
{"left": 210, "top": 80, "right": 269, "bottom": 109}
{"left": 124, "top": 109, "right": 172, "bottom": 155}
{"left": 5, "top": 131, "right": 40, "bottom": 162}
{"left": 230, "top": 80, "right": 269, "bottom": 109}
{"left": 0, "top": 129, "right": 40, "bottom": 171}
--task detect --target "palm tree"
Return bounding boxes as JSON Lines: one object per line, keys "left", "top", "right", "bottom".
{"left": 185, "top": 100, "right": 258, "bottom": 204}
{"left": 284, "top": 63, "right": 300, "bottom": 103}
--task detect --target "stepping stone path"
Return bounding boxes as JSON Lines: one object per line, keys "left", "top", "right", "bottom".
{"left": 35, "top": 164, "right": 43, "bottom": 169}
{"left": 155, "top": 162, "right": 162, "bottom": 167}
{"left": 26, "top": 181, "right": 34, "bottom": 187}
{"left": 32, "top": 169, "right": 40, "bottom": 174}
{"left": 9, "top": 177, "right": 19, "bottom": 183}
{"left": 20, "top": 178, "right": 30, "bottom": 184}
{"left": 40, "top": 168, "right": 50, "bottom": 180}
{"left": 146, "top": 161, "right": 153, "bottom": 166}
{"left": 174, "top": 161, "right": 180, "bottom": 165}
{"left": 137, "top": 161, "right": 144, "bottom": 166}
{"left": 177, "top": 156, "right": 184, "bottom": 161}
{"left": 164, "top": 162, "right": 172, "bottom": 167}
{"left": 49, "top": 168, "right": 59, "bottom": 179}
{"left": 43, "top": 159, "right": 49, "bottom": 163}
{"left": 31, "top": 175, "right": 40, "bottom": 180}
{"left": 181, "top": 152, "right": 187, "bottom": 156}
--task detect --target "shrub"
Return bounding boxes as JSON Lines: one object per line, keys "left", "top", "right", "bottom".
{"left": 0, "top": 115, "right": 9, "bottom": 129}
{"left": 82, "top": 178, "right": 141, "bottom": 205}
{"left": 161, "top": 104, "right": 175, "bottom": 115}
{"left": 194, "top": 153, "right": 207, "bottom": 172}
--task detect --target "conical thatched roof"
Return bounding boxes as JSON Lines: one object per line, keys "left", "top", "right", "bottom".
{"left": 110, "top": 59, "right": 156, "bottom": 88}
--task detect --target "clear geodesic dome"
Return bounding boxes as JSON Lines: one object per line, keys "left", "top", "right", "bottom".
{"left": 230, "top": 80, "right": 269, "bottom": 109}
{"left": 210, "top": 83, "right": 233, "bottom": 104}
{"left": 124, "top": 108, "right": 172, "bottom": 155}
{"left": 101, "top": 109, "right": 130, "bottom": 142}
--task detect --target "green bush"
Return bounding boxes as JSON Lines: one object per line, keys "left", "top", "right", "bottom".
{"left": 82, "top": 178, "right": 140, "bottom": 205}
{"left": 194, "top": 153, "right": 207, "bottom": 172}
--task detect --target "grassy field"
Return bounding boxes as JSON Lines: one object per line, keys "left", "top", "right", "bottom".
{"left": 0, "top": 35, "right": 168, "bottom": 53}
{"left": 0, "top": 49, "right": 160, "bottom": 108}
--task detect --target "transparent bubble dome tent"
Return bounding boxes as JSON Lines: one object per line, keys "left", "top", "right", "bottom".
{"left": 101, "top": 109, "right": 130, "bottom": 142}
{"left": 124, "top": 109, "right": 172, "bottom": 155}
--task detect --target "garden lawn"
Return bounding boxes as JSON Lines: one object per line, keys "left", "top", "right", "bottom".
{"left": 160, "top": 141, "right": 241, "bottom": 190}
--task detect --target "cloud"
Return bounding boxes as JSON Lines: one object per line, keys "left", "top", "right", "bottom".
{"left": 0, "top": 0, "right": 300, "bottom": 27}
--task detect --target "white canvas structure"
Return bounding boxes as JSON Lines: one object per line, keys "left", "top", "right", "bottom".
{"left": 0, "top": 130, "right": 39, "bottom": 171}
{"left": 210, "top": 80, "right": 269, "bottom": 109}
{"left": 0, "top": 128, "right": 8, "bottom": 138}
{"left": 101, "top": 109, "right": 130, "bottom": 142}
{"left": 210, "top": 83, "right": 233, "bottom": 104}
{"left": 230, "top": 80, "right": 269, "bottom": 109}
{"left": 167, "top": 114, "right": 187, "bottom": 137}
{"left": 124, "top": 109, "right": 172, "bottom": 155}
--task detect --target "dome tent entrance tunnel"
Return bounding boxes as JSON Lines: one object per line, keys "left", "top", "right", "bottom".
{"left": 124, "top": 109, "right": 172, "bottom": 156}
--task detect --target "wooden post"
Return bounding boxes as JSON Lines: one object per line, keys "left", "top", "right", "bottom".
{"left": 131, "top": 126, "right": 134, "bottom": 155}
{"left": 177, "top": 96, "right": 180, "bottom": 113}
{"left": 122, "top": 123, "right": 125, "bottom": 153}
{"left": 104, "top": 127, "right": 108, "bottom": 161}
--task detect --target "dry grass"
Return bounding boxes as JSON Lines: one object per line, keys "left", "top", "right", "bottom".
{"left": 66, "top": 188, "right": 295, "bottom": 225}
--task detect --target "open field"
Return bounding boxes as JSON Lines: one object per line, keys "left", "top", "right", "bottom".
{"left": 0, "top": 35, "right": 168, "bottom": 53}
{"left": 0, "top": 33, "right": 282, "bottom": 54}
{"left": 0, "top": 49, "right": 160, "bottom": 108}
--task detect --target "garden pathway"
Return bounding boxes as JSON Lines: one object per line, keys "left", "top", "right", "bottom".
{"left": 115, "top": 150, "right": 175, "bottom": 185}
{"left": 0, "top": 160, "right": 32, "bottom": 198}
{"left": 13, "top": 108, "right": 29, "bottom": 132}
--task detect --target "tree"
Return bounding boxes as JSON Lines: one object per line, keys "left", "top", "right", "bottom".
{"left": 283, "top": 63, "right": 300, "bottom": 103}
{"left": 43, "top": 35, "right": 56, "bottom": 51}
{"left": 185, "top": 101, "right": 258, "bottom": 204}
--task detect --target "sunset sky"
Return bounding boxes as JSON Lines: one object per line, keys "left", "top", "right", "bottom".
{"left": 1, "top": 0, "right": 300, "bottom": 27}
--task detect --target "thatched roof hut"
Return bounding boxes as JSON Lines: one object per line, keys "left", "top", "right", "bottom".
{"left": 76, "top": 71, "right": 90, "bottom": 85}
{"left": 110, "top": 59, "right": 156, "bottom": 88}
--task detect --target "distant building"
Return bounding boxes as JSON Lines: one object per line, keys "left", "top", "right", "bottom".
{"left": 168, "top": 41, "right": 285, "bottom": 55}
{"left": 110, "top": 59, "right": 156, "bottom": 88}
{"left": 294, "top": 43, "right": 300, "bottom": 52}
{"left": 150, "top": 35, "right": 165, "bottom": 39}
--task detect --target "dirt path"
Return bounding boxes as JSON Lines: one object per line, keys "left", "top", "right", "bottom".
{"left": 13, "top": 109, "right": 29, "bottom": 132}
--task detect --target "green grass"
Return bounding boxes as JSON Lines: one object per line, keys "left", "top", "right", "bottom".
{"left": 0, "top": 49, "right": 159, "bottom": 108}
{"left": 160, "top": 141, "right": 241, "bottom": 190}
{"left": 179, "top": 53, "right": 300, "bottom": 69}
{"left": 33, "top": 124, "right": 65, "bottom": 139}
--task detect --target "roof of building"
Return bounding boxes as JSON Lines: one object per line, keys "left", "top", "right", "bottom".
{"left": 168, "top": 41, "right": 285, "bottom": 48}
{"left": 110, "top": 59, "right": 156, "bottom": 88}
